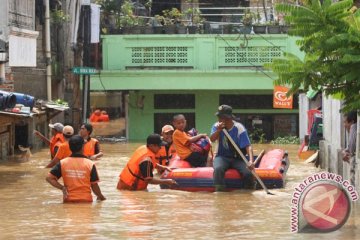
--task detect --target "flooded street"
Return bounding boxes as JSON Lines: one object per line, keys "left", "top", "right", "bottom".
{"left": 0, "top": 143, "right": 359, "bottom": 239}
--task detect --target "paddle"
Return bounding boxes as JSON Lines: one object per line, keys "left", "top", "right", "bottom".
{"left": 222, "top": 129, "right": 274, "bottom": 195}
{"left": 253, "top": 149, "right": 265, "bottom": 167}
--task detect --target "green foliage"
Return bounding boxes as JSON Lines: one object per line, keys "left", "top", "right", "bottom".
{"left": 271, "top": 135, "right": 300, "bottom": 144}
{"left": 242, "top": 10, "right": 255, "bottom": 26}
{"left": 267, "top": 0, "right": 360, "bottom": 112}
{"left": 96, "top": 0, "right": 122, "bottom": 14}
{"left": 116, "top": 0, "right": 144, "bottom": 27}
{"left": 249, "top": 128, "right": 267, "bottom": 144}
{"left": 162, "top": 8, "right": 183, "bottom": 25}
{"left": 185, "top": 7, "right": 204, "bottom": 25}
{"left": 51, "top": 10, "right": 70, "bottom": 24}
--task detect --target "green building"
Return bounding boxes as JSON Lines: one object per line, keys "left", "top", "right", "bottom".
{"left": 91, "top": 34, "right": 302, "bottom": 141}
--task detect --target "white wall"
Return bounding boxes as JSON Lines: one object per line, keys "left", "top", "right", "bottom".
{"left": 321, "top": 94, "right": 345, "bottom": 175}
{"left": 298, "top": 93, "right": 309, "bottom": 142}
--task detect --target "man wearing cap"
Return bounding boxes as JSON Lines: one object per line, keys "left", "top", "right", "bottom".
{"left": 34, "top": 122, "right": 65, "bottom": 159}
{"left": 46, "top": 135, "right": 106, "bottom": 203}
{"left": 117, "top": 134, "right": 178, "bottom": 190}
{"left": 79, "top": 123, "right": 103, "bottom": 160}
{"left": 210, "top": 105, "right": 254, "bottom": 191}
{"left": 155, "top": 125, "right": 177, "bottom": 172}
{"left": 46, "top": 125, "right": 74, "bottom": 168}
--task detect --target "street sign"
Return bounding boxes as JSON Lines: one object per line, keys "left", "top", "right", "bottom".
{"left": 72, "top": 67, "right": 99, "bottom": 75}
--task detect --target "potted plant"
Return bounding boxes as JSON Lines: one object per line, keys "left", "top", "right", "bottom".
{"left": 267, "top": 19, "right": 281, "bottom": 34}
{"left": 185, "top": 3, "right": 204, "bottom": 34}
{"left": 162, "top": 8, "right": 182, "bottom": 34}
{"left": 150, "top": 15, "right": 165, "bottom": 34}
{"left": 240, "top": 10, "right": 254, "bottom": 34}
{"left": 116, "top": 0, "right": 143, "bottom": 34}
{"left": 252, "top": 10, "right": 266, "bottom": 34}
{"left": 96, "top": 0, "right": 122, "bottom": 34}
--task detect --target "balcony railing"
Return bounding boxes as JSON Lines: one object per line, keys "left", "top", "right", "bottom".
{"left": 102, "top": 34, "right": 289, "bottom": 71}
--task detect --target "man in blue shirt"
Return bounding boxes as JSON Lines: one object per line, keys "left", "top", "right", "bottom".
{"left": 210, "top": 105, "right": 255, "bottom": 191}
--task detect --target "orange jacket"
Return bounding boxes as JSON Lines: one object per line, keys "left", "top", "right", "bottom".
{"left": 60, "top": 156, "right": 97, "bottom": 202}
{"left": 83, "top": 138, "right": 99, "bottom": 157}
{"left": 118, "top": 145, "right": 156, "bottom": 190}
{"left": 155, "top": 143, "right": 176, "bottom": 166}
{"left": 50, "top": 133, "right": 65, "bottom": 158}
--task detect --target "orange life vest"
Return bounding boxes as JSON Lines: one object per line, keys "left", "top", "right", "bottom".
{"left": 155, "top": 143, "right": 176, "bottom": 166}
{"left": 50, "top": 133, "right": 65, "bottom": 158}
{"left": 90, "top": 113, "right": 101, "bottom": 122}
{"left": 54, "top": 141, "right": 72, "bottom": 160}
{"left": 83, "top": 138, "right": 99, "bottom": 157}
{"left": 60, "top": 156, "right": 96, "bottom": 202}
{"left": 98, "top": 114, "right": 110, "bottom": 122}
{"left": 118, "top": 145, "right": 157, "bottom": 190}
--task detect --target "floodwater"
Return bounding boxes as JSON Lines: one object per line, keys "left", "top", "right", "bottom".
{"left": 0, "top": 142, "right": 359, "bottom": 239}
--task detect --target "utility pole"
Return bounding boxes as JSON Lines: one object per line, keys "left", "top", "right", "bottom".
{"left": 82, "top": 3, "right": 91, "bottom": 122}
{"left": 45, "top": 0, "right": 52, "bottom": 101}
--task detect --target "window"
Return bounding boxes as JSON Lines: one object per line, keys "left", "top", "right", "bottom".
{"left": 154, "top": 113, "right": 195, "bottom": 134}
{"left": 220, "top": 94, "right": 298, "bottom": 109}
{"left": 154, "top": 94, "right": 195, "bottom": 109}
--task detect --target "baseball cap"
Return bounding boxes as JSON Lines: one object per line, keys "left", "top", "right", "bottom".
{"left": 147, "top": 134, "right": 167, "bottom": 146}
{"left": 62, "top": 125, "right": 74, "bottom": 136}
{"left": 49, "top": 122, "right": 64, "bottom": 132}
{"left": 162, "top": 125, "right": 174, "bottom": 133}
{"left": 215, "top": 105, "right": 235, "bottom": 119}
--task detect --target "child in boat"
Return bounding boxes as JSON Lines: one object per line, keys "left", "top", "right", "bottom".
{"left": 172, "top": 114, "right": 208, "bottom": 167}
{"left": 155, "top": 125, "right": 177, "bottom": 172}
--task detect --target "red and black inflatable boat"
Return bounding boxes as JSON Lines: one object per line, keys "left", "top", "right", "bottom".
{"left": 160, "top": 149, "right": 289, "bottom": 192}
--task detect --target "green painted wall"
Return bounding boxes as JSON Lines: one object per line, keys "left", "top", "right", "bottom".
{"left": 91, "top": 34, "right": 302, "bottom": 140}
{"left": 90, "top": 70, "right": 277, "bottom": 91}
{"left": 128, "top": 90, "right": 298, "bottom": 140}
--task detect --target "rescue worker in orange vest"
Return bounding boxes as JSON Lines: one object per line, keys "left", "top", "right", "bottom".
{"left": 34, "top": 122, "right": 65, "bottom": 159}
{"left": 99, "top": 110, "right": 110, "bottom": 122}
{"left": 46, "top": 135, "right": 106, "bottom": 203}
{"left": 155, "top": 125, "right": 177, "bottom": 174}
{"left": 79, "top": 123, "right": 103, "bottom": 160}
{"left": 46, "top": 125, "right": 74, "bottom": 168}
{"left": 90, "top": 109, "right": 101, "bottom": 123}
{"left": 117, "top": 134, "right": 178, "bottom": 191}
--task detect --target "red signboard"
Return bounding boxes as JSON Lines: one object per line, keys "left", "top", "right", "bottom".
{"left": 273, "top": 86, "right": 293, "bottom": 109}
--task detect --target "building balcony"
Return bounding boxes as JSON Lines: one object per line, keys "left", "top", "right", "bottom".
{"left": 92, "top": 34, "right": 301, "bottom": 91}
{"left": 101, "top": 34, "right": 298, "bottom": 71}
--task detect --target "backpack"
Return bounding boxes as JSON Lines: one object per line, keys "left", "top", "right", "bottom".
{"left": 187, "top": 128, "right": 211, "bottom": 155}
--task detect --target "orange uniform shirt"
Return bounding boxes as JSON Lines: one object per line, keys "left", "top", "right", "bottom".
{"left": 54, "top": 141, "right": 72, "bottom": 160}
{"left": 49, "top": 155, "right": 99, "bottom": 203}
{"left": 173, "top": 129, "right": 192, "bottom": 160}
{"left": 50, "top": 133, "right": 65, "bottom": 158}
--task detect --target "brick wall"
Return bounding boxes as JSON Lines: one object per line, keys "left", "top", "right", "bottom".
{"left": 0, "top": 66, "right": 14, "bottom": 92}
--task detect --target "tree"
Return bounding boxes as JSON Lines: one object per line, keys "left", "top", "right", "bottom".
{"left": 267, "top": 0, "right": 360, "bottom": 112}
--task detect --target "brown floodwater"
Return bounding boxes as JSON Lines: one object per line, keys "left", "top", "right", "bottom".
{"left": 0, "top": 143, "right": 358, "bottom": 239}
